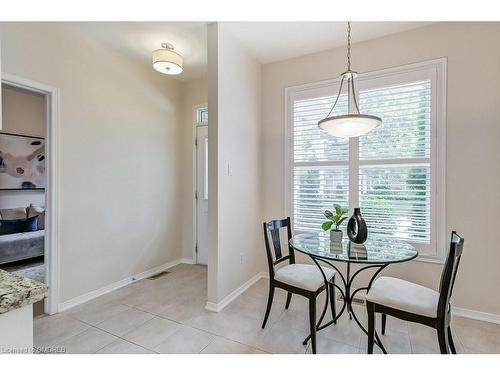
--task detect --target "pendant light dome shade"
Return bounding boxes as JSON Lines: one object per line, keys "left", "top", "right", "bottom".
{"left": 152, "top": 43, "right": 183, "bottom": 75}
{"left": 318, "top": 114, "right": 382, "bottom": 138}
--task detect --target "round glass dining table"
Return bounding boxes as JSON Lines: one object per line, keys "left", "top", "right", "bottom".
{"left": 289, "top": 232, "right": 418, "bottom": 353}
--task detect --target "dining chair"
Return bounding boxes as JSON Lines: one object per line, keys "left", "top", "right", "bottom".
{"left": 262, "top": 217, "right": 336, "bottom": 354}
{"left": 365, "top": 231, "right": 464, "bottom": 354}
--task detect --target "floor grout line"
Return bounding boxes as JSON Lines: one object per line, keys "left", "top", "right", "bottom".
{"left": 182, "top": 315, "right": 273, "bottom": 353}
{"left": 66, "top": 292, "right": 267, "bottom": 354}
{"left": 196, "top": 335, "right": 217, "bottom": 354}
{"left": 149, "top": 307, "right": 264, "bottom": 353}
{"left": 70, "top": 314, "right": 158, "bottom": 354}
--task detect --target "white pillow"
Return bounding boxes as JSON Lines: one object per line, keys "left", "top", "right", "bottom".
{"left": 0, "top": 207, "right": 28, "bottom": 220}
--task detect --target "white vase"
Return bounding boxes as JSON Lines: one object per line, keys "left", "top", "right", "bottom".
{"left": 330, "top": 229, "right": 343, "bottom": 243}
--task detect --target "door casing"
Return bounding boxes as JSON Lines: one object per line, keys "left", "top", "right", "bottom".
{"left": 1, "top": 73, "right": 61, "bottom": 314}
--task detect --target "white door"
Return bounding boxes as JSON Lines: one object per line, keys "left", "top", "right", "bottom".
{"left": 196, "top": 125, "right": 208, "bottom": 265}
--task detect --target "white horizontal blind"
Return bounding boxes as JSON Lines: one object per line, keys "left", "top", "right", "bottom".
{"left": 359, "top": 81, "right": 431, "bottom": 160}
{"left": 359, "top": 164, "right": 431, "bottom": 241}
{"left": 358, "top": 80, "right": 432, "bottom": 243}
{"left": 292, "top": 94, "right": 349, "bottom": 232}
{"left": 293, "top": 95, "right": 348, "bottom": 162}
{"left": 294, "top": 166, "right": 349, "bottom": 231}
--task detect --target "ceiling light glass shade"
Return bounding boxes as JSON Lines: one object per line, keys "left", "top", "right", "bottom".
{"left": 152, "top": 44, "right": 183, "bottom": 75}
{"left": 318, "top": 114, "right": 382, "bottom": 138}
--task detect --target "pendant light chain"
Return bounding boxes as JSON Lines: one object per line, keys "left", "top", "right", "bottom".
{"left": 346, "top": 21, "right": 360, "bottom": 114}
{"left": 347, "top": 21, "right": 351, "bottom": 71}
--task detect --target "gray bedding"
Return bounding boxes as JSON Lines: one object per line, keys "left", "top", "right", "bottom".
{"left": 0, "top": 230, "right": 44, "bottom": 265}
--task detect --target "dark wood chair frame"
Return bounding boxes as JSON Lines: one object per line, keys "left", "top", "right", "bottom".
{"left": 366, "top": 231, "right": 464, "bottom": 354}
{"left": 262, "top": 217, "right": 336, "bottom": 354}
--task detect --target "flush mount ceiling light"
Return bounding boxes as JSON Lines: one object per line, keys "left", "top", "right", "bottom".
{"left": 152, "top": 42, "right": 183, "bottom": 75}
{"left": 318, "top": 22, "right": 382, "bottom": 138}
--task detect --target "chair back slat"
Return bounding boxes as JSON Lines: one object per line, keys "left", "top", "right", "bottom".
{"left": 263, "top": 217, "right": 294, "bottom": 278}
{"left": 437, "top": 231, "right": 464, "bottom": 319}
{"left": 270, "top": 228, "right": 282, "bottom": 259}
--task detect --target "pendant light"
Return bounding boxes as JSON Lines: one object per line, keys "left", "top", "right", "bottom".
{"left": 318, "top": 22, "right": 382, "bottom": 138}
{"left": 152, "top": 42, "right": 183, "bottom": 75}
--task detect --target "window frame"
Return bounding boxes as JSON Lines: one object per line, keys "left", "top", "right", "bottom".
{"left": 284, "top": 58, "right": 447, "bottom": 262}
{"left": 196, "top": 106, "right": 209, "bottom": 126}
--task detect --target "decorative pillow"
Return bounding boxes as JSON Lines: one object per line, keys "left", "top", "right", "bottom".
{"left": 27, "top": 204, "right": 45, "bottom": 230}
{"left": 0, "top": 207, "right": 28, "bottom": 220}
{"left": 0, "top": 216, "right": 39, "bottom": 236}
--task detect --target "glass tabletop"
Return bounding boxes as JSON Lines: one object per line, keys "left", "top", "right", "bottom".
{"left": 289, "top": 232, "right": 418, "bottom": 264}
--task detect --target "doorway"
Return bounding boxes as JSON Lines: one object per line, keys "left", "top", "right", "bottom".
{"left": 1, "top": 74, "right": 60, "bottom": 315}
{"left": 195, "top": 106, "right": 208, "bottom": 265}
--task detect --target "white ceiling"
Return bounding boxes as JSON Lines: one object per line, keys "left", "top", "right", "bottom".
{"left": 66, "top": 22, "right": 432, "bottom": 82}
{"left": 224, "top": 22, "right": 433, "bottom": 64}
{"left": 66, "top": 22, "right": 207, "bottom": 82}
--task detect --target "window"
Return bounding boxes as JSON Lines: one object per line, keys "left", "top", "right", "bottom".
{"left": 203, "top": 137, "right": 209, "bottom": 200}
{"left": 286, "top": 60, "right": 446, "bottom": 260}
{"left": 292, "top": 93, "right": 349, "bottom": 232}
{"left": 196, "top": 106, "right": 208, "bottom": 125}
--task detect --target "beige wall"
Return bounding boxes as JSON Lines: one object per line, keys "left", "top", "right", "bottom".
{"left": 261, "top": 22, "right": 500, "bottom": 316}
{"left": 207, "top": 23, "right": 265, "bottom": 304}
{"left": 2, "top": 85, "right": 46, "bottom": 137}
{"left": 0, "top": 22, "right": 184, "bottom": 303}
{"left": 180, "top": 78, "right": 208, "bottom": 260}
{"left": 0, "top": 85, "right": 46, "bottom": 209}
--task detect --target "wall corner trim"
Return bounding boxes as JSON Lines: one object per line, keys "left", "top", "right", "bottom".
{"left": 179, "top": 258, "right": 195, "bottom": 265}
{"left": 58, "top": 258, "right": 193, "bottom": 312}
{"left": 205, "top": 272, "right": 269, "bottom": 313}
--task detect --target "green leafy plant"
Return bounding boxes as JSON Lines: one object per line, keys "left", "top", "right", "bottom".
{"left": 322, "top": 204, "right": 348, "bottom": 231}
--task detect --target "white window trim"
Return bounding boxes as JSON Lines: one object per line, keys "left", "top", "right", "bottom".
{"left": 196, "top": 105, "right": 209, "bottom": 126}
{"left": 284, "top": 58, "right": 447, "bottom": 263}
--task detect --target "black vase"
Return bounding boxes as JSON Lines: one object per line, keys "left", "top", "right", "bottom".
{"left": 347, "top": 208, "right": 368, "bottom": 244}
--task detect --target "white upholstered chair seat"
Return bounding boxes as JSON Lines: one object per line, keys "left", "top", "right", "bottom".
{"left": 366, "top": 276, "right": 439, "bottom": 318}
{"left": 274, "top": 264, "right": 335, "bottom": 292}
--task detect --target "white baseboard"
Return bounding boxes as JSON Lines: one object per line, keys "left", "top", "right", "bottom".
{"left": 58, "top": 258, "right": 191, "bottom": 312}
{"left": 205, "top": 272, "right": 267, "bottom": 313}
{"left": 452, "top": 306, "right": 500, "bottom": 325}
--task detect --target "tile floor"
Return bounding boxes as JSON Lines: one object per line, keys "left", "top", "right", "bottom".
{"left": 34, "top": 264, "right": 500, "bottom": 354}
